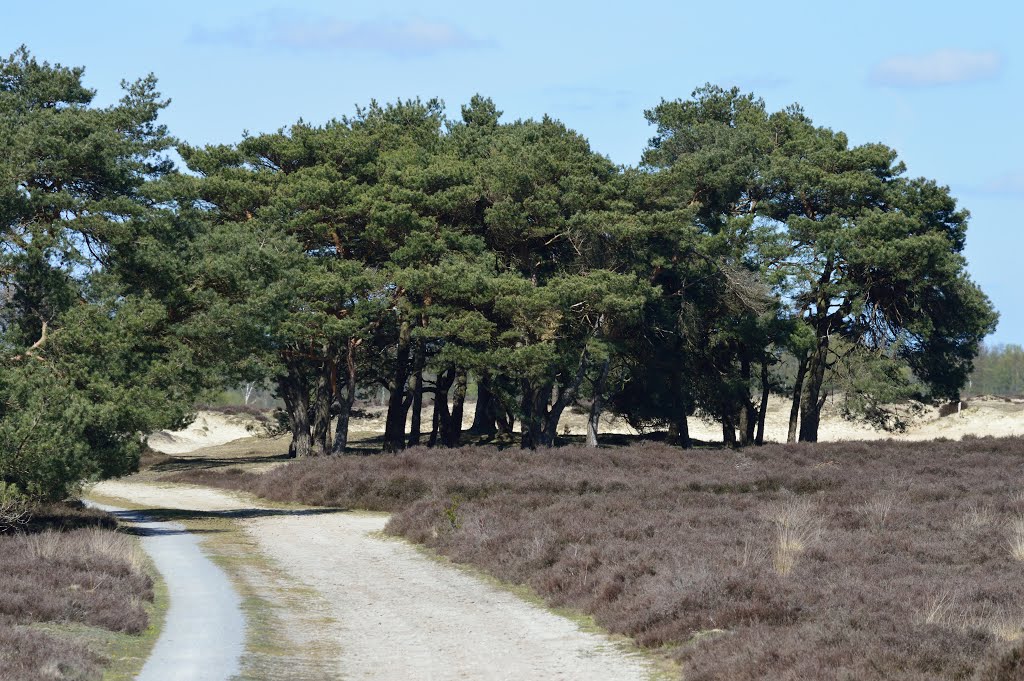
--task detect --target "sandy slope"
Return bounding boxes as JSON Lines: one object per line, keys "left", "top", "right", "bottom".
{"left": 147, "top": 412, "right": 264, "bottom": 454}
{"left": 92, "top": 479, "right": 653, "bottom": 681}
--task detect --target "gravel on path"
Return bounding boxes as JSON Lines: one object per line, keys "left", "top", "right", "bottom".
{"left": 91, "top": 480, "right": 653, "bottom": 681}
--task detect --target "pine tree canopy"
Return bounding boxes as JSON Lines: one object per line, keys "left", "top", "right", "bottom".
{"left": 0, "top": 50, "right": 999, "bottom": 494}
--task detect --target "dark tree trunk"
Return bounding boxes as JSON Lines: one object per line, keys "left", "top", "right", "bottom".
{"left": 311, "top": 359, "right": 333, "bottom": 456}
{"left": 407, "top": 340, "right": 425, "bottom": 448}
{"left": 667, "top": 368, "right": 691, "bottom": 448}
{"left": 468, "top": 376, "right": 498, "bottom": 436}
{"left": 743, "top": 408, "right": 757, "bottom": 445}
{"left": 524, "top": 347, "right": 591, "bottom": 450}
{"left": 333, "top": 403, "right": 350, "bottom": 454}
{"left": 586, "top": 358, "right": 610, "bottom": 448}
{"left": 799, "top": 340, "right": 829, "bottom": 443}
{"left": 519, "top": 381, "right": 547, "bottom": 449}
{"left": 541, "top": 399, "right": 569, "bottom": 445}
{"left": 677, "top": 415, "right": 691, "bottom": 449}
{"left": 799, "top": 263, "right": 836, "bottom": 444}
{"left": 755, "top": 360, "right": 771, "bottom": 446}
{"left": 428, "top": 395, "right": 441, "bottom": 447}
{"left": 383, "top": 321, "right": 412, "bottom": 453}
{"left": 722, "top": 414, "right": 737, "bottom": 448}
{"left": 737, "top": 354, "right": 757, "bottom": 446}
{"left": 495, "top": 404, "right": 514, "bottom": 437}
{"left": 279, "top": 359, "right": 311, "bottom": 458}
{"left": 441, "top": 368, "right": 468, "bottom": 447}
{"left": 788, "top": 355, "right": 808, "bottom": 444}
{"left": 331, "top": 339, "right": 359, "bottom": 455}
{"left": 430, "top": 368, "right": 455, "bottom": 447}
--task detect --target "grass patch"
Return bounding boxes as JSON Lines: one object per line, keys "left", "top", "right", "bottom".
{"left": 176, "top": 437, "right": 1024, "bottom": 679}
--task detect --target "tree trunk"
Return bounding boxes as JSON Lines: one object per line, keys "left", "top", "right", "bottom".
{"left": 383, "top": 320, "right": 412, "bottom": 453}
{"left": 331, "top": 339, "right": 358, "bottom": 455}
{"left": 428, "top": 394, "right": 441, "bottom": 447}
{"left": 799, "top": 340, "right": 829, "bottom": 443}
{"left": 519, "top": 380, "right": 546, "bottom": 449}
{"left": 677, "top": 414, "right": 691, "bottom": 448}
{"left": 788, "top": 356, "right": 807, "bottom": 444}
{"left": 737, "top": 354, "right": 757, "bottom": 446}
{"left": 495, "top": 404, "right": 514, "bottom": 437}
{"left": 667, "top": 368, "right": 691, "bottom": 448}
{"left": 441, "top": 368, "right": 468, "bottom": 447}
{"left": 533, "top": 347, "right": 591, "bottom": 448}
{"left": 755, "top": 360, "right": 771, "bottom": 446}
{"left": 333, "top": 403, "right": 350, "bottom": 454}
{"left": 279, "top": 359, "right": 311, "bottom": 458}
{"left": 722, "top": 415, "right": 737, "bottom": 448}
{"left": 310, "top": 360, "right": 333, "bottom": 456}
{"left": 407, "top": 340, "right": 425, "bottom": 448}
{"left": 430, "top": 368, "right": 455, "bottom": 447}
{"left": 468, "top": 375, "right": 498, "bottom": 436}
{"left": 586, "top": 358, "right": 610, "bottom": 448}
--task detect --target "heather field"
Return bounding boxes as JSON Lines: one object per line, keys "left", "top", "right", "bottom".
{"left": 0, "top": 504, "right": 155, "bottom": 681}
{"left": 177, "top": 437, "right": 1024, "bottom": 680}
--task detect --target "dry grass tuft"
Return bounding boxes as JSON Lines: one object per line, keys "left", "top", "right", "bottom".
{"left": 859, "top": 489, "right": 903, "bottom": 531}
{"left": 0, "top": 508, "right": 153, "bottom": 635}
{"left": 0, "top": 502, "right": 154, "bottom": 681}
{"left": 955, "top": 503, "right": 1000, "bottom": 534}
{"left": 764, "top": 497, "right": 821, "bottom": 576}
{"left": 1008, "top": 516, "right": 1024, "bottom": 562}
{"left": 985, "top": 611, "right": 1024, "bottom": 643}
{"left": 921, "top": 589, "right": 961, "bottom": 627}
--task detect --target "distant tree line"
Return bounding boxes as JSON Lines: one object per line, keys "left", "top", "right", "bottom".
{"left": 0, "top": 48, "right": 997, "bottom": 498}
{"left": 966, "top": 344, "right": 1024, "bottom": 396}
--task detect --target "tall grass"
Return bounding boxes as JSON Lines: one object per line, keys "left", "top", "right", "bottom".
{"left": 1009, "top": 516, "right": 1024, "bottom": 562}
{"left": 0, "top": 504, "right": 154, "bottom": 681}
{"left": 764, "top": 498, "right": 820, "bottom": 577}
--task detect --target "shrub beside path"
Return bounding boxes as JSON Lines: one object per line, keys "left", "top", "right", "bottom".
{"left": 90, "top": 479, "right": 654, "bottom": 681}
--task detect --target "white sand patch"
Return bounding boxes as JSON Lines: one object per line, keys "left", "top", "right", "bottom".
{"left": 147, "top": 411, "right": 267, "bottom": 455}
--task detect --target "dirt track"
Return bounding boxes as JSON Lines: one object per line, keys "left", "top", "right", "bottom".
{"left": 86, "top": 499, "right": 245, "bottom": 681}
{"left": 92, "top": 479, "right": 652, "bottom": 681}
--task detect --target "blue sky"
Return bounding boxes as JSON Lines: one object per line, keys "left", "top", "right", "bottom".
{"left": 5, "top": 1, "right": 1022, "bottom": 342}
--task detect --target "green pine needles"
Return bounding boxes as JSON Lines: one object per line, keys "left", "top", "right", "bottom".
{"left": 0, "top": 49, "right": 998, "bottom": 500}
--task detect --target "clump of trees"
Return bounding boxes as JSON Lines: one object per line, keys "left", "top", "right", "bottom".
{"left": 0, "top": 48, "right": 213, "bottom": 500}
{"left": 0, "top": 48, "right": 998, "bottom": 498}
{"left": 967, "top": 344, "right": 1024, "bottom": 396}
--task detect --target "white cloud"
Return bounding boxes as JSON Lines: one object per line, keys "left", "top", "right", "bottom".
{"left": 870, "top": 49, "right": 1003, "bottom": 87}
{"left": 190, "top": 11, "right": 489, "bottom": 56}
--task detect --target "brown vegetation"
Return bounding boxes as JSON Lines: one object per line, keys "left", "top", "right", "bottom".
{"left": 0, "top": 503, "right": 153, "bottom": 681}
{"left": 0, "top": 626, "right": 103, "bottom": 681}
{"left": 178, "top": 437, "right": 1024, "bottom": 679}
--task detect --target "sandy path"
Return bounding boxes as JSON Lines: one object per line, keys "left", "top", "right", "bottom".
{"left": 86, "top": 499, "right": 245, "bottom": 681}
{"left": 91, "top": 480, "right": 652, "bottom": 681}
